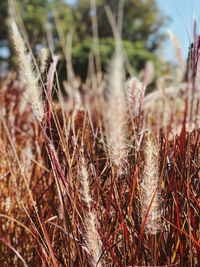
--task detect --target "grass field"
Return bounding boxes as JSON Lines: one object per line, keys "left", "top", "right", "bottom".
{"left": 0, "top": 11, "right": 200, "bottom": 267}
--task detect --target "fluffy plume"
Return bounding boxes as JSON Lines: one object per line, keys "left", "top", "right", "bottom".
{"left": 80, "top": 154, "right": 102, "bottom": 267}
{"left": 11, "top": 22, "right": 44, "bottom": 122}
{"left": 141, "top": 137, "right": 161, "bottom": 234}
{"left": 106, "top": 42, "right": 127, "bottom": 173}
{"left": 127, "top": 77, "right": 143, "bottom": 114}
{"left": 169, "top": 30, "right": 185, "bottom": 84}
{"left": 195, "top": 48, "right": 200, "bottom": 90}
{"left": 40, "top": 47, "right": 49, "bottom": 73}
{"left": 143, "top": 60, "right": 154, "bottom": 87}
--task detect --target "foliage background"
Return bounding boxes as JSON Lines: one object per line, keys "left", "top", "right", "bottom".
{"left": 0, "top": 0, "right": 170, "bottom": 80}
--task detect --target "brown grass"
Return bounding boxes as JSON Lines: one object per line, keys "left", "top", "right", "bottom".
{"left": 0, "top": 11, "right": 200, "bottom": 267}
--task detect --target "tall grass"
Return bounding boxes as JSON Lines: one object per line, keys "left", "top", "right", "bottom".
{"left": 0, "top": 7, "right": 200, "bottom": 267}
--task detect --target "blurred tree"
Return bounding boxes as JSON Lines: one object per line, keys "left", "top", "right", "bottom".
{"left": 0, "top": 0, "right": 50, "bottom": 71}
{"left": 72, "top": 0, "right": 168, "bottom": 78}
{"left": 0, "top": 0, "right": 73, "bottom": 62}
{"left": 17, "top": 0, "right": 48, "bottom": 47}
{"left": 0, "top": 0, "right": 10, "bottom": 74}
{"left": 0, "top": 0, "right": 8, "bottom": 49}
{"left": 0, "top": 0, "right": 169, "bottom": 80}
{"left": 76, "top": 0, "right": 166, "bottom": 50}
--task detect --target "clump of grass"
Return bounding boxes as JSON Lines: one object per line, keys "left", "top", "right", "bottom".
{"left": 0, "top": 9, "right": 200, "bottom": 267}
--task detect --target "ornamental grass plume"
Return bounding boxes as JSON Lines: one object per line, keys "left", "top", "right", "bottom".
{"left": 11, "top": 22, "right": 44, "bottom": 122}
{"left": 106, "top": 40, "right": 127, "bottom": 173}
{"left": 169, "top": 30, "right": 185, "bottom": 84}
{"left": 127, "top": 77, "right": 143, "bottom": 115}
{"left": 80, "top": 153, "right": 103, "bottom": 267}
{"left": 141, "top": 136, "right": 161, "bottom": 234}
{"left": 40, "top": 47, "right": 49, "bottom": 74}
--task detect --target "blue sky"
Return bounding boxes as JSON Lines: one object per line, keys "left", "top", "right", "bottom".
{"left": 156, "top": 0, "right": 200, "bottom": 61}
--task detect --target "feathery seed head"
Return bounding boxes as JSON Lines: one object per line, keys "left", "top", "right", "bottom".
{"left": 80, "top": 155, "right": 102, "bottom": 266}
{"left": 127, "top": 77, "right": 143, "bottom": 114}
{"left": 141, "top": 136, "right": 161, "bottom": 234}
{"left": 40, "top": 47, "right": 49, "bottom": 73}
{"left": 106, "top": 43, "right": 128, "bottom": 174}
{"left": 168, "top": 30, "right": 185, "bottom": 83}
{"left": 11, "top": 22, "right": 44, "bottom": 122}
